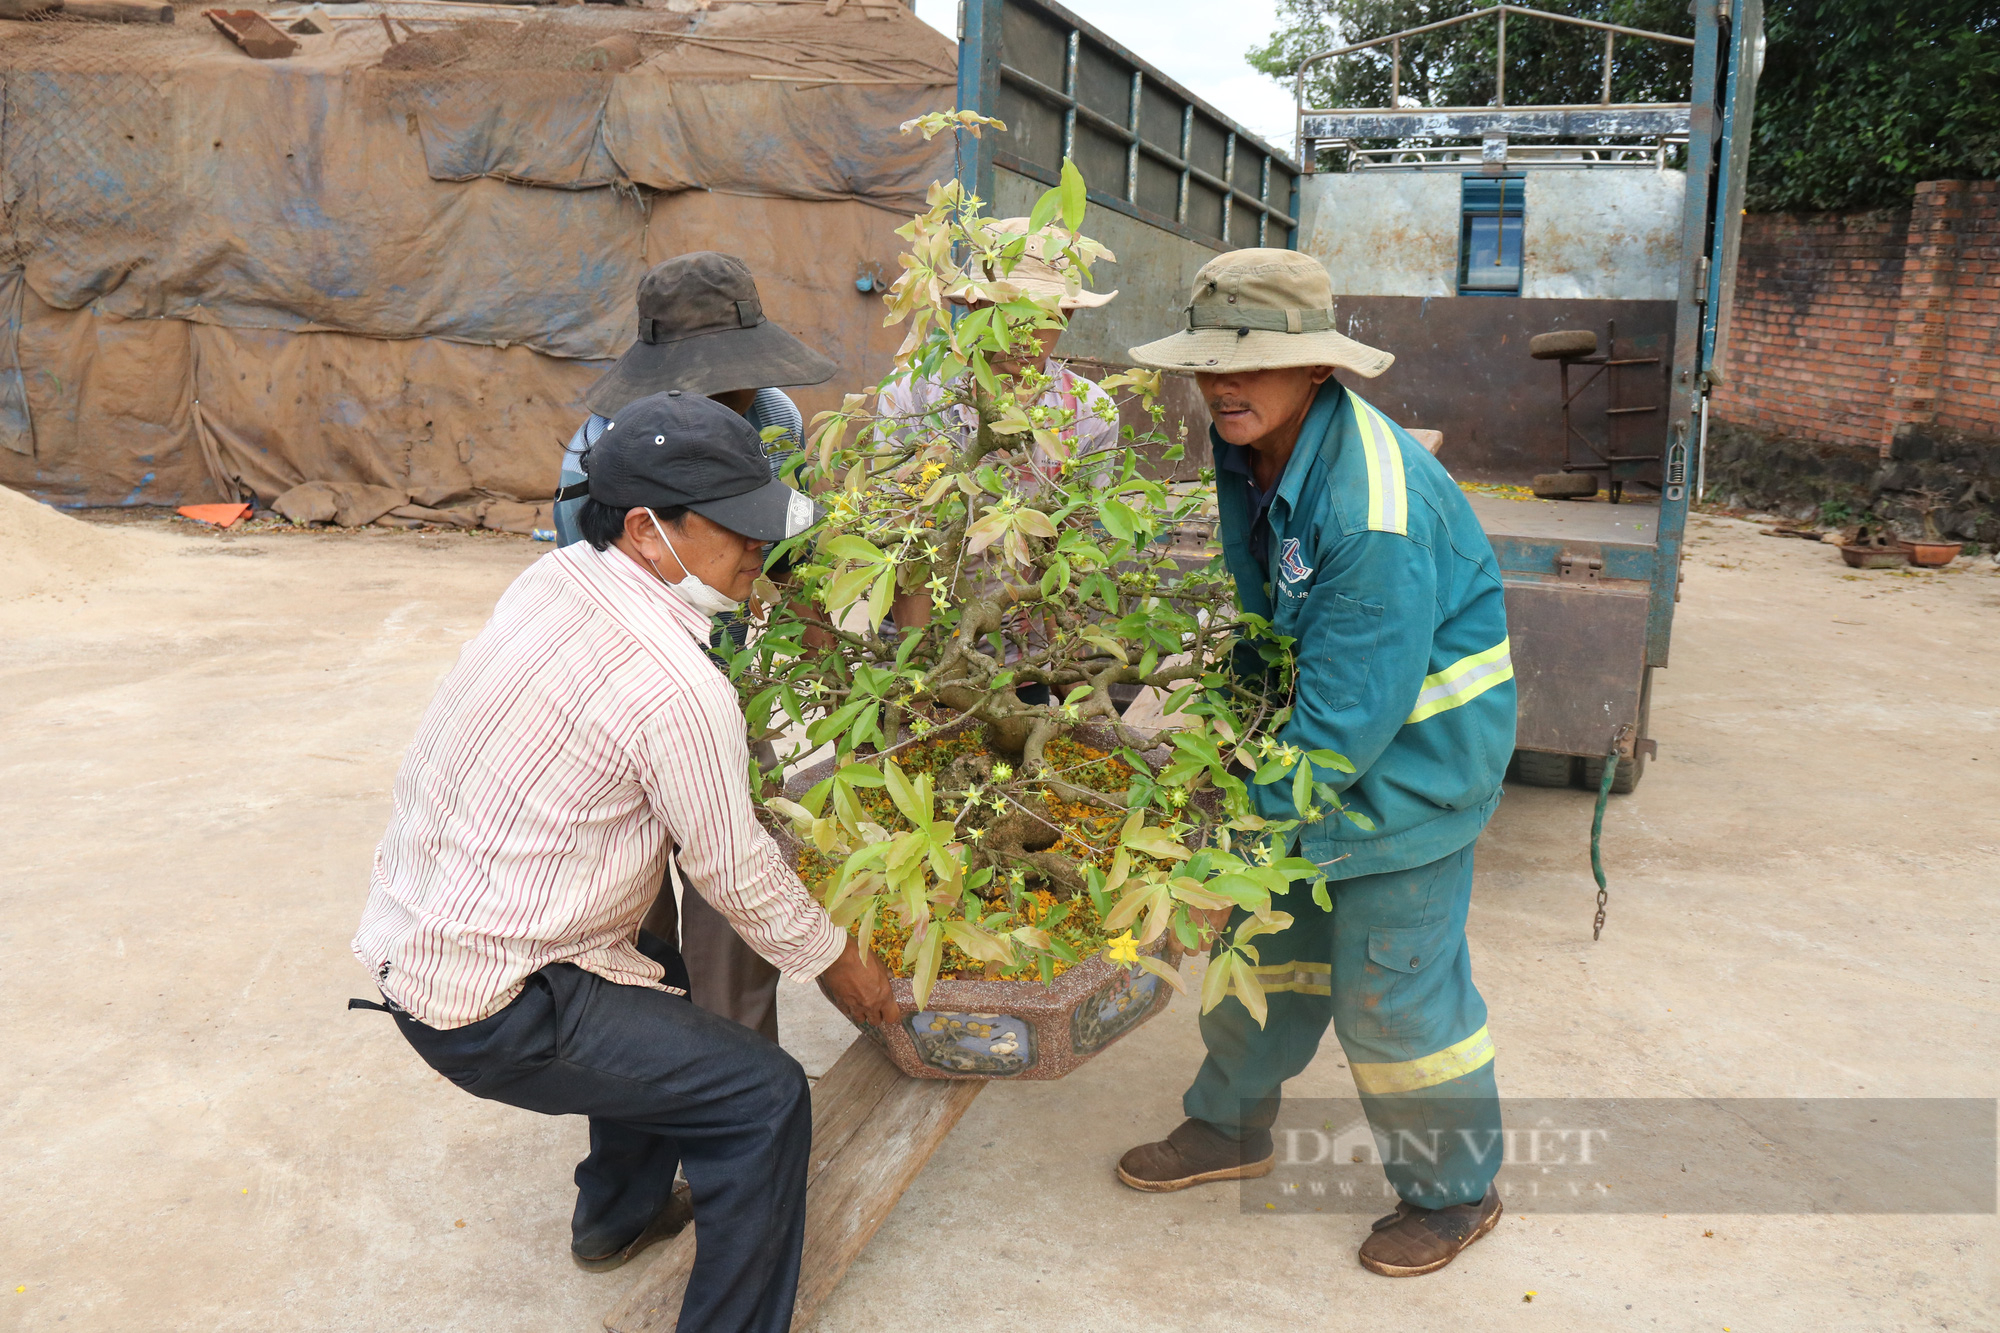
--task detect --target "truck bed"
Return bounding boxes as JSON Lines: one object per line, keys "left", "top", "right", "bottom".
{"left": 1465, "top": 491, "right": 1663, "bottom": 758}
{"left": 1465, "top": 493, "right": 1661, "bottom": 550}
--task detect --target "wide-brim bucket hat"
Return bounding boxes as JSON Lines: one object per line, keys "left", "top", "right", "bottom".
{"left": 952, "top": 217, "right": 1118, "bottom": 310}
{"left": 583, "top": 252, "right": 838, "bottom": 416}
{"left": 1128, "top": 247, "right": 1392, "bottom": 377}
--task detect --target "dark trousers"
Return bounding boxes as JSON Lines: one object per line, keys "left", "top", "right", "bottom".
{"left": 394, "top": 934, "right": 812, "bottom": 1333}
{"left": 646, "top": 867, "right": 781, "bottom": 1043}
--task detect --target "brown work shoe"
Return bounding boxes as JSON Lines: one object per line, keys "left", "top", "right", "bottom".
{"left": 571, "top": 1181, "right": 694, "bottom": 1273}
{"left": 1357, "top": 1186, "right": 1502, "bottom": 1276}
{"left": 1116, "top": 1118, "right": 1275, "bottom": 1192}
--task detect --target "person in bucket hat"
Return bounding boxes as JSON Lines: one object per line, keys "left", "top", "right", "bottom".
{"left": 1118, "top": 249, "right": 1516, "bottom": 1279}
{"left": 550, "top": 253, "right": 838, "bottom": 1048}
{"left": 554, "top": 252, "right": 837, "bottom": 549}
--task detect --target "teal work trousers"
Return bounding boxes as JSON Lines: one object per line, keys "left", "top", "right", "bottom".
{"left": 1183, "top": 839, "right": 1501, "bottom": 1209}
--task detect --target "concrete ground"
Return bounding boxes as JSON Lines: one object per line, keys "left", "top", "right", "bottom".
{"left": 3, "top": 509, "right": 1996, "bottom": 1332}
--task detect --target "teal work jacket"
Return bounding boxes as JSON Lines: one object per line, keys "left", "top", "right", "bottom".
{"left": 1214, "top": 379, "right": 1516, "bottom": 879}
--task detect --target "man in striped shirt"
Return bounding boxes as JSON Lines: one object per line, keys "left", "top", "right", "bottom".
{"left": 355, "top": 391, "right": 894, "bottom": 1326}
{"left": 552, "top": 252, "right": 840, "bottom": 1047}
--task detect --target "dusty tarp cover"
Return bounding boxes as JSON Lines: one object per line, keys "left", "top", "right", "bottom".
{"left": 0, "top": 4, "right": 955, "bottom": 508}
{"left": 0, "top": 5, "right": 953, "bottom": 357}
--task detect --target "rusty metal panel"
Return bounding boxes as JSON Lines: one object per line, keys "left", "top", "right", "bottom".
{"left": 1520, "top": 172, "right": 1685, "bottom": 301}
{"left": 1504, "top": 579, "right": 1649, "bottom": 756}
{"left": 1299, "top": 174, "right": 1460, "bottom": 297}
{"left": 1322, "top": 296, "right": 1676, "bottom": 483}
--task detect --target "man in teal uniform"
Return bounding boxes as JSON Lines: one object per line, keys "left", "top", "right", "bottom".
{"left": 1119, "top": 249, "right": 1516, "bottom": 1277}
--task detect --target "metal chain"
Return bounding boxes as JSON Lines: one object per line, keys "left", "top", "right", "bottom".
{"left": 1588, "top": 729, "right": 1627, "bottom": 940}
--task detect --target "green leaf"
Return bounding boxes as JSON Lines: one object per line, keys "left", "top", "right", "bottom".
{"left": 970, "top": 351, "right": 1002, "bottom": 398}
{"left": 1101, "top": 881, "right": 1163, "bottom": 933}
{"left": 1233, "top": 911, "right": 1295, "bottom": 945}
{"left": 1204, "top": 872, "right": 1272, "bottom": 909}
{"left": 1099, "top": 498, "right": 1137, "bottom": 543}
{"left": 1028, "top": 183, "right": 1062, "bottom": 233}
{"left": 1291, "top": 761, "right": 1313, "bottom": 816}
{"left": 943, "top": 918, "right": 1015, "bottom": 964}
{"left": 1251, "top": 758, "right": 1291, "bottom": 785}
{"left": 1057, "top": 156, "right": 1087, "bottom": 232}
{"left": 1344, "top": 809, "right": 1377, "bottom": 831}
{"left": 1133, "top": 953, "right": 1186, "bottom": 994}
{"left": 1169, "top": 879, "right": 1237, "bottom": 910}
{"left": 883, "top": 759, "right": 929, "bottom": 825}
{"left": 1199, "top": 947, "right": 1235, "bottom": 1014}
{"left": 910, "top": 925, "right": 945, "bottom": 1010}
{"left": 1305, "top": 747, "right": 1356, "bottom": 774}
{"left": 1232, "top": 957, "right": 1269, "bottom": 1028}
{"left": 1124, "top": 826, "right": 1193, "bottom": 861}
{"left": 835, "top": 764, "right": 887, "bottom": 789}
{"left": 860, "top": 566, "right": 893, "bottom": 627}
{"left": 846, "top": 702, "right": 881, "bottom": 752}
{"left": 1311, "top": 879, "right": 1332, "bottom": 912}
{"left": 807, "top": 698, "right": 870, "bottom": 746}
{"left": 823, "top": 535, "right": 888, "bottom": 564}
{"left": 801, "top": 775, "right": 834, "bottom": 817}
{"left": 1014, "top": 508, "right": 1057, "bottom": 539}
{"left": 823, "top": 565, "right": 879, "bottom": 613}
{"left": 885, "top": 830, "right": 928, "bottom": 871}
{"left": 765, "top": 796, "right": 814, "bottom": 827}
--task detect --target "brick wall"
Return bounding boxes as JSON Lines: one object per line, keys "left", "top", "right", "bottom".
{"left": 1712, "top": 180, "right": 2000, "bottom": 456}
{"left": 1935, "top": 182, "right": 2000, "bottom": 440}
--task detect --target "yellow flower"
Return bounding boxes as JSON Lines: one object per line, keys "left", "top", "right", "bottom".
{"left": 1105, "top": 931, "right": 1140, "bottom": 965}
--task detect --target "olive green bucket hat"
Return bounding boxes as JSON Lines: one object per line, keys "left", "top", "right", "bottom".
{"left": 583, "top": 252, "right": 838, "bottom": 416}
{"left": 1128, "top": 247, "right": 1393, "bottom": 377}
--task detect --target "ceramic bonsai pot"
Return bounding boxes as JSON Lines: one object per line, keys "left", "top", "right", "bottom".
{"left": 1840, "top": 542, "right": 1904, "bottom": 569}
{"left": 818, "top": 937, "right": 1178, "bottom": 1081}
{"left": 1899, "top": 538, "right": 1963, "bottom": 567}
{"left": 780, "top": 721, "right": 1182, "bottom": 1080}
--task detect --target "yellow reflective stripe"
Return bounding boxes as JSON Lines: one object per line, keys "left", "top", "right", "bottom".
{"left": 1406, "top": 638, "right": 1515, "bottom": 723}
{"left": 1350, "top": 1025, "right": 1495, "bottom": 1095}
{"left": 1248, "top": 961, "right": 1332, "bottom": 996}
{"left": 1353, "top": 397, "right": 1408, "bottom": 535}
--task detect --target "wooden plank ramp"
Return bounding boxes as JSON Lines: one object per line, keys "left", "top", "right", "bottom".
{"left": 603, "top": 1036, "right": 982, "bottom": 1333}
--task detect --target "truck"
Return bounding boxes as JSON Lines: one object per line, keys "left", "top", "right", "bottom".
{"left": 950, "top": 0, "right": 1763, "bottom": 794}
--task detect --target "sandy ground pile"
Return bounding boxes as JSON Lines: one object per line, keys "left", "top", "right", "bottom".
{"left": 0, "top": 484, "right": 168, "bottom": 600}
{"left": 2, "top": 511, "right": 1996, "bottom": 1332}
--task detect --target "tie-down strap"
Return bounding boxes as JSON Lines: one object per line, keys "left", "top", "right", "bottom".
{"left": 1187, "top": 302, "right": 1338, "bottom": 334}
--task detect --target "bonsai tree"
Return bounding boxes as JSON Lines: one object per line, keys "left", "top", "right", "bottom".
{"left": 725, "top": 112, "right": 1370, "bottom": 1020}
{"left": 1903, "top": 486, "right": 1953, "bottom": 543}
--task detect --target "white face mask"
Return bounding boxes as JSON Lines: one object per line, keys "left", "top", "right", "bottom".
{"left": 645, "top": 508, "right": 742, "bottom": 618}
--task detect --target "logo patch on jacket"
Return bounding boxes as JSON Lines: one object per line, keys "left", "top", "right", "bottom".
{"left": 1279, "top": 537, "right": 1313, "bottom": 583}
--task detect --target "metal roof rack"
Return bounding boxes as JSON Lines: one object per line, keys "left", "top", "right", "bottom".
{"left": 1292, "top": 3, "right": 1695, "bottom": 171}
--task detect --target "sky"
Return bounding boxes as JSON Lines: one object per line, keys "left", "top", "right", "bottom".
{"left": 909, "top": 0, "right": 1302, "bottom": 152}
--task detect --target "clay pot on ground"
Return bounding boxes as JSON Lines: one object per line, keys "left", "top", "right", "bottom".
{"left": 1840, "top": 525, "right": 1904, "bottom": 569}
{"left": 1899, "top": 538, "right": 1963, "bottom": 567}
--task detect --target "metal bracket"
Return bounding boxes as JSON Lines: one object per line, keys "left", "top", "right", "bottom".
{"left": 1558, "top": 552, "right": 1604, "bottom": 583}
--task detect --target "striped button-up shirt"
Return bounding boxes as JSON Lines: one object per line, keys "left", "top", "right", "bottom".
{"left": 353, "top": 539, "right": 845, "bottom": 1029}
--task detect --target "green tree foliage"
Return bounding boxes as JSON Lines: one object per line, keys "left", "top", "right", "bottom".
{"left": 1247, "top": 1, "right": 1693, "bottom": 118}
{"left": 1249, "top": 1, "right": 2000, "bottom": 207}
{"left": 1746, "top": 0, "right": 2000, "bottom": 212}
